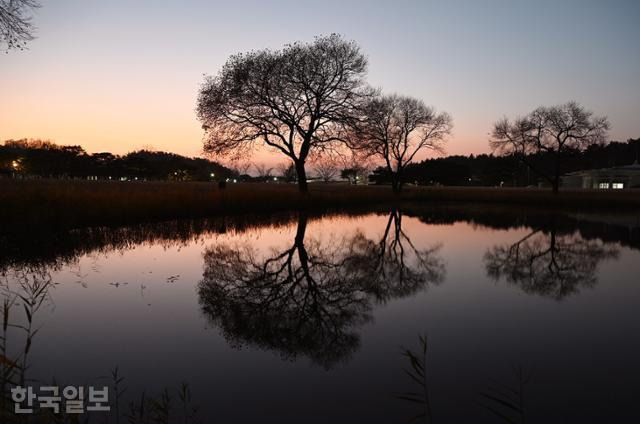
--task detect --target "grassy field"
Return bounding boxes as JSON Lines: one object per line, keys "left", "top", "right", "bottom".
{"left": 1, "top": 179, "right": 639, "bottom": 231}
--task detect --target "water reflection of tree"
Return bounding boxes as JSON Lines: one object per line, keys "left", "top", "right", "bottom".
{"left": 198, "top": 211, "right": 444, "bottom": 368}
{"left": 484, "top": 225, "right": 619, "bottom": 300}
{"left": 352, "top": 210, "right": 444, "bottom": 302}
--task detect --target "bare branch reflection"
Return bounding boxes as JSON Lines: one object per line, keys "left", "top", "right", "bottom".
{"left": 349, "top": 210, "right": 445, "bottom": 301}
{"left": 197, "top": 211, "right": 444, "bottom": 368}
{"left": 484, "top": 223, "right": 619, "bottom": 300}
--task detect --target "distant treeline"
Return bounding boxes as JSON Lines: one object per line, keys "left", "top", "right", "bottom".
{"left": 370, "top": 138, "right": 640, "bottom": 187}
{"left": 0, "top": 139, "right": 235, "bottom": 181}
{"left": 2, "top": 137, "right": 639, "bottom": 186}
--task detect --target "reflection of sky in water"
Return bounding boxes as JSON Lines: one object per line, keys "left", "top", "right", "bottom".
{"left": 2, "top": 211, "right": 639, "bottom": 422}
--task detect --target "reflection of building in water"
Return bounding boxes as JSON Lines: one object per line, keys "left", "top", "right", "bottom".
{"left": 561, "top": 159, "right": 640, "bottom": 189}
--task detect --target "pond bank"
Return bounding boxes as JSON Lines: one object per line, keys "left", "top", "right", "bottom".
{"left": 1, "top": 179, "right": 639, "bottom": 232}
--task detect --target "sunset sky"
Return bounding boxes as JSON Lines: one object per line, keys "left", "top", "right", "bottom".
{"left": 1, "top": 0, "right": 639, "bottom": 164}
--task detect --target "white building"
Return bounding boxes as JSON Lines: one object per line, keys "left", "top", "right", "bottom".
{"left": 562, "top": 160, "right": 640, "bottom": 189}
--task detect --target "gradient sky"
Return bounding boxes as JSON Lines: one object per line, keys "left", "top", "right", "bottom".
{"left": 1, "top": 0, "right": 639, "bottom": 163}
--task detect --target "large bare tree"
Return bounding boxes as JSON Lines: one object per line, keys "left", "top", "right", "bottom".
{"left": 197, "top": 34, "right": 371, "bottom": 193}
{"left": 351, "top": 94, "right": 452, "bottom": 193}
{"left": 0, "top": 0, "right": 39, "bottom": 51}
{"left": 490, "top": 101, "right": 610, "bottom": 193}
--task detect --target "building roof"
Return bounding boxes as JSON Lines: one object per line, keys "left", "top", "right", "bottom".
{"left": 613, "top": 160, "right": 640, "bottom": 170}
{"left": 564, "top": 159, "right": 640, "bottom": 176}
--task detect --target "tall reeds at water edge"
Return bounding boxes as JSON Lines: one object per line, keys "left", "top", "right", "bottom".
{"left": 2, "top": 179, "right": 639, "bottom": 232}
{"left": 1, "top": 270, "right": 52, "bottom": 422}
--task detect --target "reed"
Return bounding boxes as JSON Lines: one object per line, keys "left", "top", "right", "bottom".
{"left": 396, "top": 334, "right": 433, "bottom": 423}
{"left": 1, "top": 179, "right": 639, "bottom": 232}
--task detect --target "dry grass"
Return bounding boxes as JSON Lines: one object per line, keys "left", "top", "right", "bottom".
{"left": 414, "top": 185, "right": 640, "bottom": 208}
{"left": 1, "top": 179, "right": 639, "bottom": 231}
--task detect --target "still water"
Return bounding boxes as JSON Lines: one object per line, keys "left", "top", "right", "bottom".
{"left": 1, "top": 205, "right": 639, "bottom": 423}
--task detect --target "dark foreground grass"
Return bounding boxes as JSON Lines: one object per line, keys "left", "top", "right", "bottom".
{"left": 1, "top": 179, "right": 639, "bottom": 231}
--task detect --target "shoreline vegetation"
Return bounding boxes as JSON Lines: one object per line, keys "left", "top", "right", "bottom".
{"left": 1, "top": 179, "right": 639, "bottom": 232}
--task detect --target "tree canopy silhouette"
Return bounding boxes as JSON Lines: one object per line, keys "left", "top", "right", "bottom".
{"left": 197, "top": 211, "right": 444, "bottom": 368}
{"left": 196, "top": 34, "right": 372, "bottom": 192}
{"left": 0, "top": 0, "right": 39, "bottom": 51}
{"left": 490, "top": 101, "right": 610, "bottom": 193}
{"left": 351, "top": 94, "right": 452, "bottom": 193}
{"left": 347, "top": 210, "right": 445, "bottom": 301}
{"left": 484, "top": 224, "right": 618, "bottom": 300}
{"left": 0, "top": 139, "right": 234, "bottom": 180}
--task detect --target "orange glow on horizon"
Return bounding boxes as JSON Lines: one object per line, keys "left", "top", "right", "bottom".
{"left": 0, "top": 88, "right": 489, "bottom": 165}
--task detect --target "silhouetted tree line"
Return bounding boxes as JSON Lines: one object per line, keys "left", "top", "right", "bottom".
{"left": 0, "top": 139, "right": 236, "bottom": 181}
{"left": 4, "top": 137, "right": 638, "bottom": 186}
{"left": 370, "top": 138, "right": 640, "bottom": 187}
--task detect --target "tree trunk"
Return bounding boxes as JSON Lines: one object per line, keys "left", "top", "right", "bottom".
{"left": 391, "top": 180, "right": 400, "bottom": 194}
{"left": 295, "top": 161, "right": 308, "bottom": 193}
{"left": 552, "top": 154, "right": 561, "bottom": 194}
{"left": 295, "top": 213, "right": 312, "bottom": 280}
{"left": 391, "top": 173, "right": 402, "bottom": 194}
{"left": 294, "top": 213, "right": 308, "bottom": 246}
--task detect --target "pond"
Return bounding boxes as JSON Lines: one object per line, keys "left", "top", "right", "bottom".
{"left": 1, "top": 204, "right": 639, "bottom": 423}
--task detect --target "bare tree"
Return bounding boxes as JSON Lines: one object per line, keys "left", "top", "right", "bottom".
{"left": 351, "top": 94, "right": 452, "bottom": 193}
{"left": 312, "top": 156, "right": 340, "bottom": 182}
{"left": 490, "top": 101, "right": 610, "bottom": 193}
{"left": 484, "top": 224, "right": 618, "bottom": 300}
{"left": 198, "top": 214, "right": 370, "bottom": 368}
{"left": 197, "top": 34, "right": 372, "bottom": 193}
{"left": 197, "top": 211, "right": 443, "bottom": 368}
{"left": 0, "top": 0, "right": 39, "bottom": 51}
{"left": 235, "top": 161, "right": 251, "bottom": 176}
{"left": 274, "top": 162, "right": 287, "bottom": 177}
{"left": 275, "top": 162, "right": 297, "bottom": 182}
{"left": 139, "top": 144, "right": 156, "bottom": 152}
{"left": 221, "top": 160, "right": 249, "bottom": 177}
{"left": 253, "top": 162, "right": 273, "bottom": 179}
{"left": 348, "top": 210, "right": 445, "bottom": 301}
